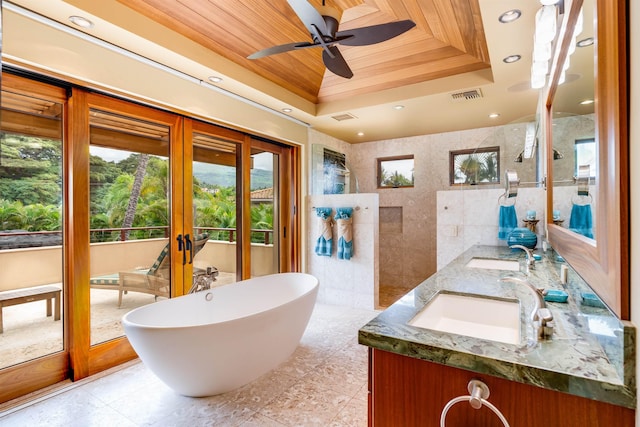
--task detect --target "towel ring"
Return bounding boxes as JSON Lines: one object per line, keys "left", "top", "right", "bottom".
{"left": 498, "top": 193, "right": 516, "bottom": 206}
{"left": 572, "top": 193, "right": 593, "bottom": 205}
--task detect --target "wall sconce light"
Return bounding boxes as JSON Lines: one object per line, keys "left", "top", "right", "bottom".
{"left": 514, "top": 151, "right": 524, "bottom": 163}
{"left": 553, "top": 148, "right": 564, "bottom": 160}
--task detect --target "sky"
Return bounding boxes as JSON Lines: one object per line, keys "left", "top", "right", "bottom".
{"left": 90, "top": 146, "right": 273, "bottom": 171}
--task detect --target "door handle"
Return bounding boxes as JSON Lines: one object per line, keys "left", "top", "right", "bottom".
{"left": 185, "top": 233, "right": 193, "bottom": 265}
{"left": 177, "top": 234, "right": 186, "bottom": 265}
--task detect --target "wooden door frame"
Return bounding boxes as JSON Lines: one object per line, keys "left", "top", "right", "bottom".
{"left": 79, "top": 92, "right": 183, "bottom": 378}
{"left": 0, "top": 74, "right": 302, "bottom": 404}
{"left": 0, "top": 74, "right": 70, "bottom": 403}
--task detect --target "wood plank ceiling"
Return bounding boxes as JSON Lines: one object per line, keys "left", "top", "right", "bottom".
{"left": 115, "top": 0, "right": 491, "bottom": 105}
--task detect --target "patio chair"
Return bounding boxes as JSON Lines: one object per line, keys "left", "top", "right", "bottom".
{"left": 90, "top": 232, "right": 209, "bottom": 307}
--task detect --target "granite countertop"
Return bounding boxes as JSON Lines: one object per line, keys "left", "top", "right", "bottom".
{"left": 358, "top": 245, "right": 636, "bottom": 409}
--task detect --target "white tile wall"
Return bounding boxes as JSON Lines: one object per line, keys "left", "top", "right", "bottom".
{"left": 437, "top": 187, "right": 546, "bottom": 269}
{"left": 306, "top": 193, "right": 379, "bottom": 310}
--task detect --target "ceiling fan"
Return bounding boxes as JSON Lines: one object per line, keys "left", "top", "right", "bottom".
{"left": 248, "top": 0, "right": 416, "bottom": 79}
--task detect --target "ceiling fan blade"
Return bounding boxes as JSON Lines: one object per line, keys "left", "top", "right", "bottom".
{"left": 248, "top": 41, "right": 315, "bottom": 59}
{"left": 336, "top": 20, "right": 416, "bottom": 46}
{"left": 287, "top": 0, "right": 329, "bottom": 36}
{"left": 322, "top": 46, "right": 353, "bottom": 79}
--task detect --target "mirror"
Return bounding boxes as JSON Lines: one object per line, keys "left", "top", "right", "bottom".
{"left": 455, "top": 117, "right": 545, "bottom": 258}
{"left": 545, "top": 0, "right": 629, "bottom": 319}
{"left": 550, "top": 0, "right": 596, "bottom": 240}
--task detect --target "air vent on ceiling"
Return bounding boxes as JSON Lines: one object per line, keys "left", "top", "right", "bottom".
{"left": 331, "top": 113, "right": 357, "bottom": 121}
{"left": 449, "top": 88, "right": 483, "bottom": 102}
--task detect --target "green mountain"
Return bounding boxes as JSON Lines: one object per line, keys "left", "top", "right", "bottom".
{"left": 193, "top": 163, "right": 273, "bottom": 190}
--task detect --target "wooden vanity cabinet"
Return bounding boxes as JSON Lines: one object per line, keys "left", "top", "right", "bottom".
{"left": 368, "top": 349, "right": 634, "bottom": 427}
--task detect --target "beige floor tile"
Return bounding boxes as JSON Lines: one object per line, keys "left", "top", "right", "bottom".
{"left": 258, "top": 381, "right": 352, "bottom": 427}
{"left": 0, "top": 303, "right": 379, "bottom": 427}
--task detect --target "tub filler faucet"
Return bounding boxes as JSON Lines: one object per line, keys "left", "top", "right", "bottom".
{"left": 500, "top": 276, "right": 554, "bottom": 340}
{"left": 189, "top": 266, "right": 219, "bottom": 294}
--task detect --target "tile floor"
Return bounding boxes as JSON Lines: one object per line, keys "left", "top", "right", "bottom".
{"left": 0, "top": 303, "right": 379, "bottom": 427}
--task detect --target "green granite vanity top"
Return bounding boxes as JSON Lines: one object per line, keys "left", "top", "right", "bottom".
{"left": 359, "top": 245, "right": 636, "bottom": 409}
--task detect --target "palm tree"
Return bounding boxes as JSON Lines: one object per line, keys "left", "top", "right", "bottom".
{"left": 121, "top": 154, "right": 149, "bottom": 240}
{"left": 460, "top": 156, "right": 482, "bottom": 184}
{"left": 0, "top": 200, "right": 23, "bottom": 230}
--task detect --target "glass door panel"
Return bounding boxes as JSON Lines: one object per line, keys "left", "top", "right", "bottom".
{"left": 0, "top": 89, "right": 64, "bottom": 368}
{"left": 88, "top": 109, "right": 170, "bottom": 345}
{"left": 250, "top": 150, "right": 278, "bottom": 276}
{"left": 192, "top": 132, "right": 238, "bottom": 286}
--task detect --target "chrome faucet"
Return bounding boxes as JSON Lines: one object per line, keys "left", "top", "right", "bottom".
{"left": 510, "top": 244, "right": 535, "bottom": 273}
{"left": 189, "top": 266, "right": 219, "bottom": 294}
{"left": 500, "top": 276, "right": 554, "bottom": 340}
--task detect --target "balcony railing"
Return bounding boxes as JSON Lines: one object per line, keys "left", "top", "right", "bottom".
{"left": 0, "top": 226, "right": 274, "bottom": 247}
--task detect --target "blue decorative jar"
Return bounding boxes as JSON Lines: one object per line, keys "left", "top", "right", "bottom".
{"left": 507, "top": 227, "right": 537, "bottom": 249}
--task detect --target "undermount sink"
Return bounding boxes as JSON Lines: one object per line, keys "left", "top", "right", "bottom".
{"left": 408, "top": 292, "right": 521, "bottom": 344}
{"left": 466, "top": 257, "right": 520, "bottom": 271}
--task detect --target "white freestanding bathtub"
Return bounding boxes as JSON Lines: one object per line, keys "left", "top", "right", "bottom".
{"left": 122, "top": 272, "right": 319, "bottom": 397}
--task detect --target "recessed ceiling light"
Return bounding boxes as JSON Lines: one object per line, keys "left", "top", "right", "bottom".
{"left": 357, "top": 132, "right": 364, "bottom": 137}
{"left": 579, "top": 99, "right": 594, "bottom": 105}
{"left": 489, "top": 113, "right": 500, "bottom": 118}
{"left": 208, "top": 76, "right": 223, "bottom": 83}
{"left": 69, "top": 15, "right": 94, "bottom": 29}
{"left": 503, "top": 54, "right": 522, "bottom": 64}
{"left": 282, "top": 108, "right": 292, "bottom": 113}
{"left": 393, "top": 105, "right": 405, "bottom": 110}
{"left": 576, "top": 37, "right": 594, "bottom": 47}
{"left": 498, "top": 9, "right": 521, "bottom": 24}
{"left": 539, "top": 0, "right": 561, "bottom": 5}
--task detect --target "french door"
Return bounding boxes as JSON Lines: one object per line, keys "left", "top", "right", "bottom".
{"left": 0, "top": 73, "right": 299, "bottom": 403}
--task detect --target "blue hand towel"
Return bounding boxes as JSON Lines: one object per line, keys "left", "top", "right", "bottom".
{"left": 314, "top": 208, "right": 333, "bottom": 256}
{"left": 498, "top": 205, "right": 518, "bottom": 240}
{"left": 334, "top": 207, "right": 353, "bottom": 260}
{"left": 569, "top": 204, "right": 593, "bottom": 239}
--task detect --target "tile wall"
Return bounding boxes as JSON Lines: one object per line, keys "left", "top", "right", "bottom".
{"left": 308, "top": 121, "right": 547, "bottom": 297}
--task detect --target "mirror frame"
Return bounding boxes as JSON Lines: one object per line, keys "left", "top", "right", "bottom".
{"left": 544, "top": 0, "right": 629, "bottom": 319}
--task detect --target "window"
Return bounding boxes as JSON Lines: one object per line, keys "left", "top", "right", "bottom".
{"left": 377, "top": 155, "right": 414, "bottom": 188}
{"left": 449, "top": 147, "right": 500, "bottom": 185}
{"left": 574, "top": 138, "right": 596, "bottom": 178}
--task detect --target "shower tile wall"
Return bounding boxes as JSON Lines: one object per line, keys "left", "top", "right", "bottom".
{"left": 309, "top": 121, "right": 546, "bottom": 292}
{"left": 349, "top": 127, "right": 498, "bottom": 288}
{"left": 379, "top": 207, "right": 409, "bottom": 291}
